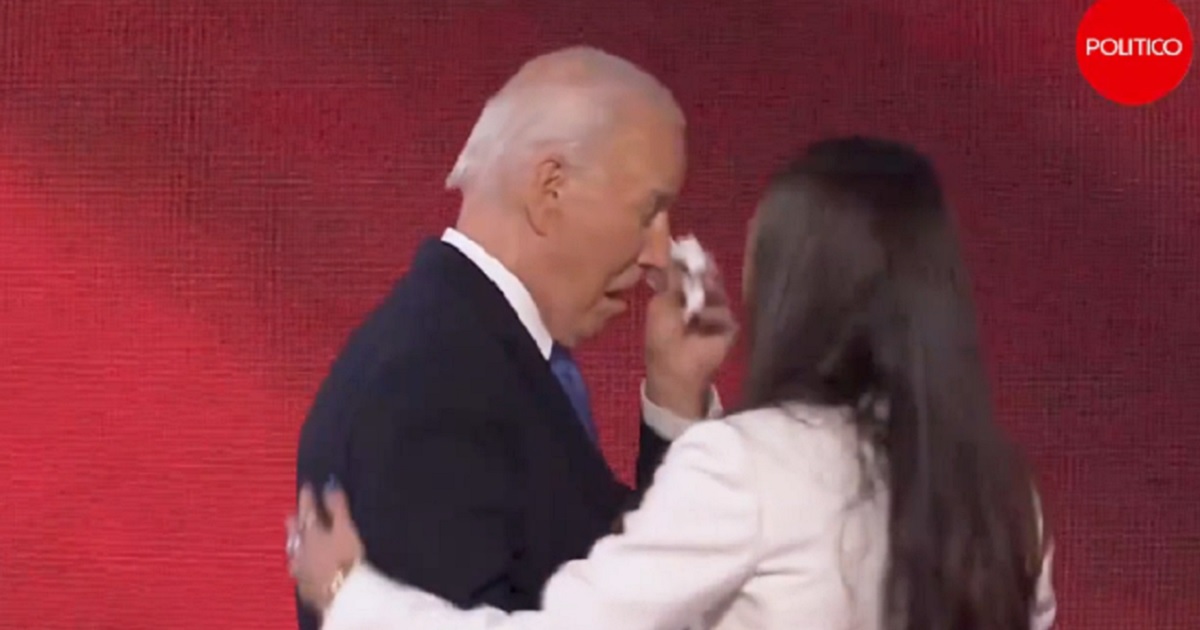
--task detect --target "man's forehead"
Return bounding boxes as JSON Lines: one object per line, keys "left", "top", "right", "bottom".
{"left": 641, "top": 153, "right": 685, "bottom": 201}
{"left": 601, "top": 108, "right": 685, "bottom": 194}
{"left": 648, "top": 146, "right": 686, "bottom": 195}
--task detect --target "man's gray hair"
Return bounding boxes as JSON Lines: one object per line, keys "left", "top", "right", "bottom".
{"left": 445, "top": 47, "right": 683, "bottom": 194}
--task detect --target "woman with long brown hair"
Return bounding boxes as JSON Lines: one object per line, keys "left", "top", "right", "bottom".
{"left": 288, "top": 136, "right": 1056, "bottom": 630}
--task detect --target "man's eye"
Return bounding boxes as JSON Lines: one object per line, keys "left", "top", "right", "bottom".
{"left": 642, "top": 205, "right": 665, "bottom": 226}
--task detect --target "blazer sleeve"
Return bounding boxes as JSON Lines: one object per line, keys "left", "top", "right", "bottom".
{"left": 323, "top": 421, "right": 761, "bottom": 630}
{"left": 346, "top": 374, "right": 520, "bottom": 610}
{"left": 634, "top": 382, "right": 724, "bottom": 491}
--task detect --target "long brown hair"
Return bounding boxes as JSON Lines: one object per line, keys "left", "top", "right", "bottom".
{"left": 742, "top": 137, "right": 1039, "bottom": 630}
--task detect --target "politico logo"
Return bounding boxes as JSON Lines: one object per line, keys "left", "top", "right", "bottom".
{"left": 1076, "top": 0, "right": 1193, "bottom": 105}
{"left": 1085, "top": 37, "right": 1185, "bottom": 57}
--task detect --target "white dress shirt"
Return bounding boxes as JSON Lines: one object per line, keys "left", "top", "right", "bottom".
{"left": 441, "top": 228, "right": 713, "bottom": 440}
{"left": 322, "top": 403, "right": 1058, "bottom": 630}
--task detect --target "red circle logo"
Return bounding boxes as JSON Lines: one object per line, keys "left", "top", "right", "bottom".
{"left": 1076, "top": 0, "right": 1194, "bottom": 106}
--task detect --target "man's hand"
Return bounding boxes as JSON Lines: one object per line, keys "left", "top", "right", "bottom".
{"left": 644, "top": 259, "right": 737, "bottom": 418}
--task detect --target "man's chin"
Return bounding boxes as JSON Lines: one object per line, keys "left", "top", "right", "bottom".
{"left": 601, "top": 294, "right": 630, "bottom": 316}
{"left": 575, "top": 300, "right": 630, "bottom": 343}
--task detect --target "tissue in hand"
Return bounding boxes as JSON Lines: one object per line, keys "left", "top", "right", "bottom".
{"left": 670, "top": 235, "right": 709, "bottom": 322}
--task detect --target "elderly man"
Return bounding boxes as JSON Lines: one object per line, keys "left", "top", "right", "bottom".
{"left": 294, "top": 46, "right": 735, "bottom": 629}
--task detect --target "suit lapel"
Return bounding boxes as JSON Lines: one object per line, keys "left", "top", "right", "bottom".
{"left": 416, "top": 240, "right": 619, "bottom": 507}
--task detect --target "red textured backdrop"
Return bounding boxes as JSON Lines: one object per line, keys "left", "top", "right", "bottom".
{"left": 1, "top": 1, "right": 1198, "bottom": 628}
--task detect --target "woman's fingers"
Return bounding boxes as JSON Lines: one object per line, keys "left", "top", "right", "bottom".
{"left": 297, "top": 485, "right": 317, "bottom": 528}
{"left": 323, "top": 488, "right": 352, "bottom": 526}
{"left": 689, "top": 304, "right": 739, "bottom": 337}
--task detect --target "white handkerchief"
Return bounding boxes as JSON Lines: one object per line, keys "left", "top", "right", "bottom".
{"left": 670, "top": 234, "right": 709, "bottom": 322}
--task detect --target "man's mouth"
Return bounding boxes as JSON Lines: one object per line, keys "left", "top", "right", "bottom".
{"left": 602, "top": 270, "right": 647, "bottom": 306}
{"left": 603, "top": 283, "right": 640, "bottom": 308}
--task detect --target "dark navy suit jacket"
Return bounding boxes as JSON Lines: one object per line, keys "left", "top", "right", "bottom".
{"left": 295, "top": 239, "right": 669, "bottom": 629}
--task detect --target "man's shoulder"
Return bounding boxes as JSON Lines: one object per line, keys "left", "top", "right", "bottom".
{"left": 299, "top": 319, "right": 513, "bottom": 468}
{"left": 303, "top": 238, "right": 530, "bottom": 427}
{"left": 324, "top": 303, "right": 509, "bottom": 402}
{"left": 370, "top": 282, "right": 493, "bottom": 355}
{"left": 344, "top": 242, "right": 505, "bottom": 356}
{"left": 365, "top": 239, "right": 510, "bottom": 349}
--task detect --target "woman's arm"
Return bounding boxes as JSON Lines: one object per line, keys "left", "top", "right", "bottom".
{"left": 322, "top": 421, "right": 762, "bottom": 630}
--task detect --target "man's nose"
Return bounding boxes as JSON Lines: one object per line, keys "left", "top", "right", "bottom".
{"left": 637, "top": 212, "right": 672, "bottom": 270}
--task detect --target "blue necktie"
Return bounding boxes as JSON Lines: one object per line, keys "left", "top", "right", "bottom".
{"left": 549, "top": 345, "right": 597, "bottom": 443}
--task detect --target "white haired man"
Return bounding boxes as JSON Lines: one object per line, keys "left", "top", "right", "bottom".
{"left": 294, "top": 47, "right": 736, "bottom": 629}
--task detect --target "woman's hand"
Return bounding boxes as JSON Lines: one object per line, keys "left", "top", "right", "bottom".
{"left": 644, "top": 260, "right": 737, "bottom": 418}
{"left": 286, "top": 483, "right": 365, "bottom": 612}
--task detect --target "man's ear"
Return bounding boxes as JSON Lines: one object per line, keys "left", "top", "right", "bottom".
{"left": 525, "top": 154, "right": 567, "bottom": 236}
